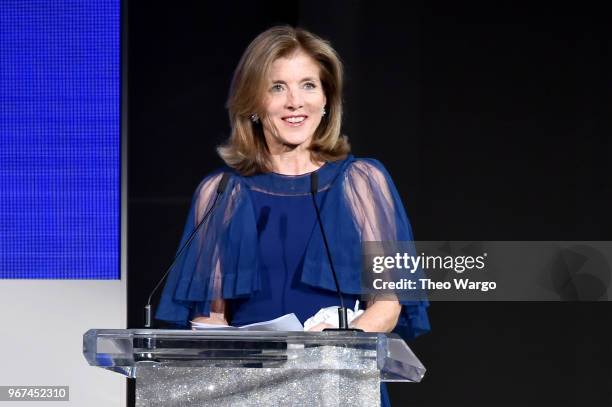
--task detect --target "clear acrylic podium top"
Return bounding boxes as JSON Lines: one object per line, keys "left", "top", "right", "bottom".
{"left": 83, "top": 329, "right": 426, "bottom": 383}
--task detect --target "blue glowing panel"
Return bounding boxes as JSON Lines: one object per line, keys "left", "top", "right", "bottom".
{"left": 0, "top": 1, "right": 120, "bottom": 279}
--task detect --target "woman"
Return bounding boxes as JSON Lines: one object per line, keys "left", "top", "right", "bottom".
{"left": 156, "top": 25, "right": 430, "bottom": 404}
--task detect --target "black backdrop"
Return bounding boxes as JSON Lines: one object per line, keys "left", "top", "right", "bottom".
{"left": 127, "top": 1, "right": 612, "bottom": 406}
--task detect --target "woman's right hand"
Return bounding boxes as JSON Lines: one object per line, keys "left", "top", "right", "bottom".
{"left": 191, "top": 312, "right": 229, "bottom": 329}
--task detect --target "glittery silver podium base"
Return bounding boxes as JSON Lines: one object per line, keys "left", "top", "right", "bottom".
{"left": 135, "top": 347, "right": 380, "bottom": 407}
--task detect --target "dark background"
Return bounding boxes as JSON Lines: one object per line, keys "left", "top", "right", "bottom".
{"left": 127, "top": 1, "right": 612, "bottom": 406}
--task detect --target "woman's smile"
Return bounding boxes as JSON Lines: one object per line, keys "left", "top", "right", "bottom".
{"left": 281, "top": 115, "right": 308, "bottom": 126}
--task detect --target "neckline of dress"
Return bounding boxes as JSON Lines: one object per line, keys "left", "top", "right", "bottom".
{"left": 243, "top": 156, "right": 352, "bottom": 195}
{"left": 267, "top": 161, "right": 329, "bottom": 178}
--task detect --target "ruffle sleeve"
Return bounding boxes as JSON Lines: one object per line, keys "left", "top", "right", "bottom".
{"left": 155, "top": 170, "right": 259, "bottom": 326}
{"left": 302, "top": 157, "right": 431, "bottom": 340}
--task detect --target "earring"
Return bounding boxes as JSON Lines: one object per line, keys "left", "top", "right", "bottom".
{"left": 250, "top": 113, "right": 259, "bottom": 123}
{"left": 322, "top": 107, "right": 327, "bottom": 116}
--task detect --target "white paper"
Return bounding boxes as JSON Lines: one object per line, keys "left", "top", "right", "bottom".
{"left": 191, "top": 313, "right": 303, "bottom": 332}
{"left": 190, "top": 322, "right": 234, "bottom": 330}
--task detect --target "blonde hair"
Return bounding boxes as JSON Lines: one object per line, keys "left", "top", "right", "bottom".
{"left": 217, "top": 25, "right": 350, "bottom": 175}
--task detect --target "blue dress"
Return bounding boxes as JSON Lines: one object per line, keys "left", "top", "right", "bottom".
{"left": 156, "top": 155, "right": 430, "bottom": 405}
{"left": 230, "top": 174, "right": 362, "bottom": 326}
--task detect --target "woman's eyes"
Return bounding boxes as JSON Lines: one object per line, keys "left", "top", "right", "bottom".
{"left": 269, "top": 82, "right": 317, "bottom": 92}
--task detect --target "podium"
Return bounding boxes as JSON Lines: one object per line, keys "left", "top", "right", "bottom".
{"left": 83, "top": 329, "right": 426, "bottom": 406}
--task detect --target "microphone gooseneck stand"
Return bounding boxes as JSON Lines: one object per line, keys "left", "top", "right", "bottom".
{"left": 310, "top": 172, "right": 361, "bottom": 331}
{"left": 144, "top": 173, "right": 231, "bottom": 328}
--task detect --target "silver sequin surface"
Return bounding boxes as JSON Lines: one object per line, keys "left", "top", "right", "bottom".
{"left": 135, "top": 346, "right": 380, "bottom": 407}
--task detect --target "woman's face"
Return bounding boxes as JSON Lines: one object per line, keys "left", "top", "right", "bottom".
{"left": 261, "top": 50, "right": 327, "bottom": 151}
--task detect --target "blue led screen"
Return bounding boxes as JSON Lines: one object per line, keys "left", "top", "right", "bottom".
{"left": 0, "top": 1, "right": 120, "bottom": 279}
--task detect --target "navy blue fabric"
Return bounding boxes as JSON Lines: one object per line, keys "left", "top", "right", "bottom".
{"left": 381, "top": 382, "right": 391, "bottom": 407}
{"left": 156, "top": 155, "right": 430, "bottom": 341}
{"left": 231, "top": 186, "right": 362, "bottom": 325}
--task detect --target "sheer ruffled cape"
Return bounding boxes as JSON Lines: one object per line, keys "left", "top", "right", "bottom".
{"left": 156, "top": 155, "right": 430, "bottom": 340}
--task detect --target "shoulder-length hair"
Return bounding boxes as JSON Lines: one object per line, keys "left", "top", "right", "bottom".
{"left": 218, "top": 25, "right": 350, "bottom": 175}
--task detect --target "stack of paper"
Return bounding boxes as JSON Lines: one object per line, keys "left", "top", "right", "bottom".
{"left": 191, "top": 313, "right": 304, "bottom": 331}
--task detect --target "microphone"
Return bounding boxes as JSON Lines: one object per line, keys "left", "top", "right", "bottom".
{"left": 144, "top": 172, "right": 231, "bottom": 328}
{"left": 310, "top": 172, "right": 359, "bottom": 331}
